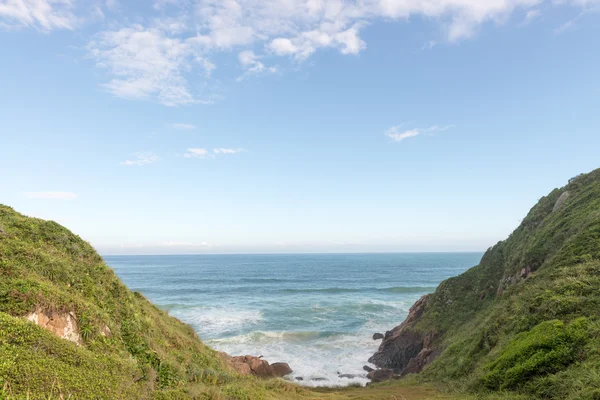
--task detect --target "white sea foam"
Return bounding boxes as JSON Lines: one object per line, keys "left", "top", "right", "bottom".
{"left": 170, "top": 307, "right": 263, "bottom": 336}
{"left": 207, "top": 326, "right": 385, "bottom": 387}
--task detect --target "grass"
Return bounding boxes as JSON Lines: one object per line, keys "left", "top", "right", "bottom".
{"left": 401, "top": 169, "right": 600, "bottom": 399}
{"left": 2, "top": 168, "right": 600, "bottom": 399}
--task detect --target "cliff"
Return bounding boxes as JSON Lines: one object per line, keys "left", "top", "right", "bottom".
{"left": 369, "top": 168, "right": 600, "bottom": 399}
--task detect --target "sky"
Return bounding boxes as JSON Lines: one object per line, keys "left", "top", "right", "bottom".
{"left": 1, "top": 0, "right": 599, "bottom": 255}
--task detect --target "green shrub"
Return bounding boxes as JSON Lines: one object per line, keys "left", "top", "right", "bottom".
{"left": 481, "top": 318, "right": 588, "bottom": 390}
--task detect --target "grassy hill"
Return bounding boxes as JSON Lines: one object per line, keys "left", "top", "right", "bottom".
{"left": 372, "top": 168, "right": 600, "bottom": 399}
{"left": 0, "top": 204, "right": 317, "bottom": 399}
{"left": 1, "top": 168, "right": 600, "bottom": 399}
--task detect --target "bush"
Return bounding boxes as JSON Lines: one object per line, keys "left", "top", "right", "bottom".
{"left": 481, "top": 318, "right": 588, "bottom": 390}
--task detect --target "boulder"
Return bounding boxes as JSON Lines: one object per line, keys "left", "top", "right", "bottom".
{"left": 26, "top": 308, "right": 82, "bottom": 345}
{"left": 295, "top": 377, "right": 304, "bottom": 381}
{"left": 367, "top": 368, "right": 395, "bottom": 383}
{"left": 221, "top": 354, "right": 288, "bottom": 378}
{"left": 232, "top": 361, "right": 252, "bottom": 375}
{"left": 271, "top": 362, "right": 293, "bottom": 377}
{"left": 363, "top": 365, "right": 374, "bottom": 373}
{"left": 246, "top": 356, "right": 275, "bottom": 378}
{"left": 553, "top": 191, "right": 570, "bottom": 212}
{"left": 372, "top": 332, "right": 384, "bottom": 340}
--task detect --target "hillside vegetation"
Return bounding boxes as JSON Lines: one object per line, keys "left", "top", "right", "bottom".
{"left": 381, "top": 168, "right": 600, "bottom": 399}
{"left": 2, "top": 168, "right": 600, "bottom": 399}
{"left": 0, "top": 204, "right": 317, "bottom": 399}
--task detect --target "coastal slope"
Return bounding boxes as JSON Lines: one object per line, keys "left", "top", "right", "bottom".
{"left": 0, "top": 205, "right": 309, "bottom": 399}
{"left": 370, "top": 168, "right": 600, "bottom": 399}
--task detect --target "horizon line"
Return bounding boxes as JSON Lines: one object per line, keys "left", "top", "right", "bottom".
{"left": 100, "top": 250, "right": 486, "bottom": 257}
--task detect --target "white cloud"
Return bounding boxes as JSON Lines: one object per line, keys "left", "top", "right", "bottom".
{"left": 0, "top": 0, "right": 78, "bottom": 31}
{"left": 237, "top": 50, "right": 276, "bottom": 80}
{"left": 5, "top": 0, "right": 590, "bottom": 105}
{"left": 269, "top": 38, "right": 298, "bottom": 55}
{"left": 385, "top": 127, "right": 421, "bottom": 142}
{"left": 524, "top": 9, "right": 542, "bottom": 23}
{"left": 171, "top": 122, "right": 196, "bottom": 130}
{"left": 24, "top": 191, "right": 78, "bottom": 200}
{"left": 213, "top": 148, "right": 245, "bottom": 154}
{"left": 86, "top": 25, "right": 215, "bottom": 106}
{"left": 426, "top": 125, "right": 453, "bottom": 133}
{"left": 184, "top": 147, "right": 245, "bottom": 157}
{"left": 120, "top": 152, "right": 159, "bottom": 166}
{"left": 183, "top": 148, "right": 209, "bottom": 158}
{"left": 386, "top": 124, "right": 452, "bottom": 142}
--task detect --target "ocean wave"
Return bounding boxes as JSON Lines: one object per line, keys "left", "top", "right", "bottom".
{"left": 170, "top": 307, "right": 263, "bottom": 336}
{"left": 279, "top": 286, "right": 436, "bottom": 294}
{"left": 208, "top": 330, "right": 377, "bottom": 388}
{"left": 210, "top": 330, "right": 349, "bottom": 345}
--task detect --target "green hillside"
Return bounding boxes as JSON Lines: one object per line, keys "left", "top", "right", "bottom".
{"left": 372, "top": 168, "right": 600, "bottom": 399}
{"left": 0, "top": 204, "right": 315, "bottom": 399}
{"left": 2, "top": 168, "right": 600, "bottom": 399}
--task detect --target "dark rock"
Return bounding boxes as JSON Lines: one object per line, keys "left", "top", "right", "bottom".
{"left": 271, "top": 362, "right": 293, "bottom": 377}
{"left": 423, "top": 331, "right": 435, "bottom": 348}
{"left": 373, "top": 333, "right": 384, "bottom": 340}
{"left": 311, "top": 377, "right": 328, "bottom": 382}
{"left": 367, "top": 368, "right": 395, "bottom": 383}
{"left": 400, "top": 348, "right": 432, "bottom": 376}
{"left": 295, "top": 377, "right": 304, "bottom": 381}
{"left": 363, "top": 365, "right": 374, "bottom": 373}
{"left": 338, "top": 374, "right": 358, "bottom": 379}
{"left": 369, "top": 295, "right": 430, "bottom": 370}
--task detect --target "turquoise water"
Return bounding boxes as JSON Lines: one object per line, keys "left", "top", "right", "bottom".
{"left": 105, "top": 253, "right": 482, "bottom": 386}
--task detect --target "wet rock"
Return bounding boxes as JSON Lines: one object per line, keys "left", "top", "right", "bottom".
{"left": 338, "top": 374, "right": 358, "bottom": 379}
{"left": 271, "top": 362, "right": 293, "bottom": 377}
{"left": 369, "top": 295, "right": 430, "bottom": 370}
{"left": 373, "top": 333, "right": 384, "bottom": 340}
{"left": 363, "top": 365, "right": 374, "bottom": 373}
{"left": 295, "top": 377, "right": 304, "bottom": 381}
{"left": 311, "top": 377, "right": 328, "bottom": 382}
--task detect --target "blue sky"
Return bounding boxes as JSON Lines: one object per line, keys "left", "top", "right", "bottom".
{"left": 1, "top": 0, "right": 599, "bottom": 255}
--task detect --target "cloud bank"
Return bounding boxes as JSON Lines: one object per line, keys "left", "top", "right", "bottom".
{"left": 2, "top": 0, "right": 597, "bottom": 105}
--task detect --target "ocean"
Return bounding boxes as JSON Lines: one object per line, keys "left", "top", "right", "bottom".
{"left": 105, "top": 253, "right": 482, "bottom": 387}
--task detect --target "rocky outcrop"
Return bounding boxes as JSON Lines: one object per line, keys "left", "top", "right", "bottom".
{"left": 553, "top": 191, "right": 570, "bottom": 212}
{"left": 400, "top": 347, "right": 441, "bottom": 377}
{"left": 367, "top": 368, "right": 396, "bottom": 383}
{"left": 368, "top": 295, "right": 432, "bottom": 372}
{"left": 219, "top": 353, "right": 292, "bottom": 378}
{"left": 26, "top": 308, "right": 82, "bottom": 345}
{"left": 496, "top": 265, "right": 533, "bottom": 296}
